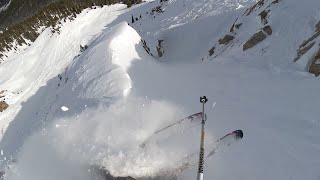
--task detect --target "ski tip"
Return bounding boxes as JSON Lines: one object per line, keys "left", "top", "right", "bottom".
{"left": 233, "top": 130, "right": 243, "bottom": 139}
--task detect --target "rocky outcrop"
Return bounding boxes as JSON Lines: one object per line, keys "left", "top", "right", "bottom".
{"left": 0, "top": 101, "right": 8, "bottom": 112}
{"left": 229, "top": 18, "right": 242, "bottom": 32}
{"left": 207, "top": 18, "right": 240, "bottom": 57}
{"left": 218, "top": 35, "right": 235, "bottom": 45}
{"left": 243, "top": 0, "right": 279, "bottom": 17}
{"left": 294, "top": 42, "right": 316, "bottom": 62}
{"left": 243, "top": 25, "right": 273, "bottom": 51}
{"left": 294, "top": 20, "right": 320, "bottom": 76}
{"left": 156, "top": 39, "right": 164, "bottom": 57}
{"left": 208, "top": 46, "right": 215, "bottom": 56}
{"left": 262, "top": 25, "right": 272, "bottom": 35}
{"left": 243, "top": 31, "right": 267, "bottom": 51}
{"left": 309, "top": 49, "right": 320, "bottom": 77}
{"left": 205, "top": 0, "right": 279, "bottom": 58}
{"left": 141, "top": 39, "right": 153, "bottom": 56}
{"left": 259, "top": 10, "right": 270, "bottom": 25}
{"left": 242, "top": 0, "right": 276, "bottom": 51}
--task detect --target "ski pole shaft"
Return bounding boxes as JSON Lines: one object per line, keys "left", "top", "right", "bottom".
{"left": 197, "top": 96, "right": 208, "bottom": 180}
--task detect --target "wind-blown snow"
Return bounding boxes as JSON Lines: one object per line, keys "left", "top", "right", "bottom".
{"left": 0, "top": 0, "right": 320, "bottom": 180}
{"left": 4, "top": 98, "right": 204, "bottom": 179}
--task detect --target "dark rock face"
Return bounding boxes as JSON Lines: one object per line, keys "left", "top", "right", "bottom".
{"left": 243, "top": 31, "right": 267, "bottom": 51}
{"left": 218, "top": 35, "right": 234, "bottom": 45}
{"left": 316, "top": 21, "right": 320, "bottom": 31}
{"left": 156, "top": 39, "right": 164, "bottom": 57}
{"left": 262, "top": 25, "right": 272, "bottom": 35}
{"left": 208, "top": 46, "right": 215, "bottom": 56}
{"left": 259, "top": 10, "right": 270, "bottom": 25}
{"left": 293, "top": 18, "right": 320, "bottom": 77}
{"left": 294, "top": 42, "right": 315, "bottom": 62}
{"left": 235, "top": 23, "right": 242, "bottom": 30}
{"left": 309, "top": 50, "right": 320, "bottom": 77}
{"left": 0, "top": 101, "right": 8, "bottom": 112}
{"left": 309, "top": 63, "right": 320, "bottom": 77}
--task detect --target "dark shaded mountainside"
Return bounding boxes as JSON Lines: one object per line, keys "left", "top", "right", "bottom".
{"left": 0, "top": 0, "right": 10, "bottom": 9}
{"left": 0, "top": 0, "right": 141, "bottom": 61}
{"left": 0, "top": 0, "right": 59, "bottom": 30}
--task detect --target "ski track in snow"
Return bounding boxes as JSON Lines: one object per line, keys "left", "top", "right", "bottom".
{"left": 0, "top": 0, "right": 320, "bottom": 180}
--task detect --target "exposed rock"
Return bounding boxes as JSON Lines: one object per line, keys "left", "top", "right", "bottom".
{"left": 316, "top": 20, "right": 320, "bottom": 31}
{"left": 243, "top": 31, "right": 267, "bottom": 51}
{"left": 295, "top": 24, "right": 320, "bottom": 62}
{"left": 150, "top": 5, "right": 164, "bottom": 15}
{"left": 235, "top": 23, "right": 242, "bottom": 30}
{"left": 294, "top": 42, "right": 315, "bottom": 62}
{"left": 0, "top": 90, "right": 6, "bottom": 98}
{"left": 262, "top": 25, "right": 272, "bottom": 35}
{"left": 80, "top": 44, "right": 88, "bottom": 52}
{"left": 229, "top": 18, "right": 238, "bottom": 32}
{"left": 218, "top": 35, "right": 235, "bottom": 45}
{"left": 141, "top": 39, "right": 153, "bottom": 56}
{"left": 300, "top": 31, "right": 320, "bottom": 49}
{"left": 259, "top": 10, "right": 270, "bottom": 25}
{"left": 309, "top": 50, "right": 320, "bottom": 77}
{"left": 244, "top": 0, "right": 266, "bottom": 16}
{"left": 0, "top": 101, "right": 8, "bottom": 112}
{"left": 208, "top": 46, "right": 215, "bottom": 56}
{"left": 156, "top": 39, "right": 164, "bottom": 57}
{"left": 309, "top": 63, "right": 320, "bottom": 77}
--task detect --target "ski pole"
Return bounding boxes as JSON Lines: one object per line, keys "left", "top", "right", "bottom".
{"left": 197, "top": 96, "right": 208, "bottom": 180}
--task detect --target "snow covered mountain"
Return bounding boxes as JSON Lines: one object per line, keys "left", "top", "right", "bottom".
{"left": 202, "top": 0, "right": 320, "bottom": 76}
{"left": 0, "top": 0, "right": 320, "bottom": 180}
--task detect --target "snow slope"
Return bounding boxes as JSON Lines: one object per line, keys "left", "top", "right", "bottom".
{"left": 0, "top": 0, "right": 320, "bottom": 180}
{"left": 0, "top": 4, "right": 126, "bottom": 139}
{"left": 201, "top": 0, "right": 320, "bottom": 72}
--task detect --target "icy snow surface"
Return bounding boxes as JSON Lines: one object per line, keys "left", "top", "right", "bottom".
{"left": 0, "top": 0, "right": 320, "bottom": 180}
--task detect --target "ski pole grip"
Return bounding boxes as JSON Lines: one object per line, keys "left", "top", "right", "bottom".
{"left": 200, "top": 96, "right": 208, "bottom": 103}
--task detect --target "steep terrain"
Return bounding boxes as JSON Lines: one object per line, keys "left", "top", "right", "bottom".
{"left": 0, "top": 0, "right": 319, "bottom": 180}
{"left": 201, "top": 0, "right": 320, "bottom": 76}
{"left": 0, "top": 0, "right": 141, "bottom": 63}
